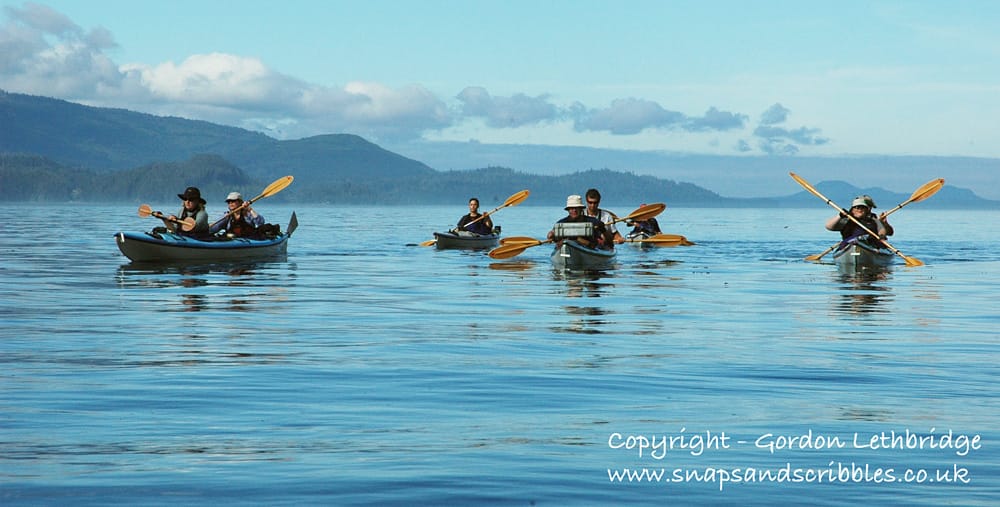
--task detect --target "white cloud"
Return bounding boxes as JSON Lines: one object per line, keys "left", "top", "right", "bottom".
{"left": 0, "top": 4, "right": 836, "bottom": 153}
{"left": 455, "top": 86, "right": 559, "bottom": 128}
{"left": 573, "top": 98, "right": 686, "bottom": 135}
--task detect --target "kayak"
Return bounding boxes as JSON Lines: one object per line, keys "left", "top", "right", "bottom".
{"left": 433, "top": 230, "right": 500, "bottom": 250}
{"left": 550, "top": 240, "right": 616, "bottom": 271}
{"left": 116, "top": 213, "right": 297, "bottom": 263}
{"left": 832, "top": 236, "right": 893, "bottom": 271}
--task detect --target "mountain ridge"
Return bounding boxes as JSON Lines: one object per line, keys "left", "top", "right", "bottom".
{"left": 1, "top": 91, "right": 997, "bottom": 208}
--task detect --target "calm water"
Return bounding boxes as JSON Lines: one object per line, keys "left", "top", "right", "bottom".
{"left": 1, "top": 203, "right": 998, "bottom": 506}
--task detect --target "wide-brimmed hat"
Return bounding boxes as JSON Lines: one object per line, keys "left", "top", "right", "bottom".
{"left": 177, "top": 186, "right": 206, "bottom": 205}
{"left": 851, "top": 196, "right": 873, "bottom": 209}
{"left": 564, "top": 195, "right": 584, "bottom": 210}
{"left": 225, "top": 191, "right": 243, "bottom": 202}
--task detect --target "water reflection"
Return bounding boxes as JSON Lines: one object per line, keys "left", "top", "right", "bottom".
{"left": 116, "top": 261, "right": 291, "bottom": 313}
{"left": 554, "top": 270, "right": 615, "bottom": 298}
{"left": 487, "top": 261, "right": 536, "bottom": 272}
{"left": 829, "top": 269, "right": 894, "bottom": 316}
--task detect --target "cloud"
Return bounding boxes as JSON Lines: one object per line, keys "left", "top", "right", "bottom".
{"left": 759, "top": 103, "right": 790, "bottom": 126}
{"left": 456, "top": 86, "right": 559, "bottom": 128}
{"left": 752, "top": 103, "right": 828, "bottom": 155}
{"left": 0, "top": 5, "right": 831, "bottom": 153}
{"left": 686, "top": 107, "right": 748, "bottom": 131}
{"left": 572, "top": 98, "right": 685, "bottom": 134}
{"left": 571, "top": 99, "right": 746, "bottom": 135}
{"left": 0, "top": 4, "right": 450, "bottom": 142}
{"left": 0, "top": 2, "right": 122, "bottom": 97}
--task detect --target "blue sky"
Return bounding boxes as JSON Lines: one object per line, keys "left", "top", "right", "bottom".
{"left": 3, "top": 0, "right": 1000, "bottom": 160}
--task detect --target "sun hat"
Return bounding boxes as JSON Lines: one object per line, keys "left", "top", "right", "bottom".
{"left": 225, "top": 192, "right": 243, "bottom": 202}
{"left": 851, "top": 195, "right": 876, "bottom": 209}
{"left": 177, "top": 186, "right": 206, "bottom": 205}
{"left": 564, "top": 195, "right": 584, "bottom": 210}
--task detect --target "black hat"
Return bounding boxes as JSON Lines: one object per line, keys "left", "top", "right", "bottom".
{"left": 177, "top": 186, "right": 206, "bottom": 205}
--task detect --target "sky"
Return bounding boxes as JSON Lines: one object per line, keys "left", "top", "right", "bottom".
{"left": 2, "top": 0, "right": 1000, "bottom": 162}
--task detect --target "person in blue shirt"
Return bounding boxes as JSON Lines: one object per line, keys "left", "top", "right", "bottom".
{"left": 210, "top": 191, "right": 265, "bottom": 237}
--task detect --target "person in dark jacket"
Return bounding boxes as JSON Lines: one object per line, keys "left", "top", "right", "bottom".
{"left": 547, "top": 195, "right": 614, "bottom": 249}
{"left": 825, "top": 195, "right": 889, "bottom": 246}
{"left": 210, "top": 191, "right": 265, "bottom": 237}
{"left": 455, "top": 197, "right": 494, "bottom": 235}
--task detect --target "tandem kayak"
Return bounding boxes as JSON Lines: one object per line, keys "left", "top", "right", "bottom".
{"left": 550, "top": 240, "right": 616, "bottom": 271}
{"left": 433, "top": 230, "right": 500, "bottom": 250}
{"left": 116, "top": 213, "right": 297, "bottom": 263}
{"left": 832, "top": 236, "right": 893, "bottom": 271}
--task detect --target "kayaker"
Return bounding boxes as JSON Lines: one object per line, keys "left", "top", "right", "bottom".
{"left": 210, "top": 191, "right": 265, "bottom": 237}
{"left": 166, "top": 186, "right": 209, "bottom": 235}
{"left": 627, "top": 203, "right": 662, "bottom": 238}
{"left": 584, "top": 188, "right": 625, "bottom": 244}
{"left": 547, "top": 195, "right": 614, "bottom": 249}
{"left": 825, "top": 195, "right": 889, "bottom": 246}
{"left": 455, "top": 197, "right": 494, "bottom": 235}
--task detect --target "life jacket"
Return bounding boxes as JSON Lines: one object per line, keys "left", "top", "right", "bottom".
{"left": 226, "top": 214, "right": 255, "bottom": 237}
{"left": 839, "top": 214, "right": 882, "bottom": 244}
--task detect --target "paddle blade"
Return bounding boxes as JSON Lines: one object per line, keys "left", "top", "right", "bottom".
{"left": 628, "top": 234, "right": 691, "bottom": 246}
{"left": 179, "top": 217, "right": 196, "bottom": 232}
{"left": 503, "top": 189, "right": 530, "bottom": 207}
{"left": 623, "top": 203, "right": 666, "bottom": 223}
{"left": 489, "top": 239, "right": 542, "bottom": 259}
{"left": 903, "top": 256, "right": 924, "bottom": 267}
{"left": 788, "top": 172, "right": 825, "bottom": 201}
{"left": 804, "top": 243, "right": 838, "bottom": 261}
{"left": 500, "top": 236, "right": 540, "bottom": 246}
{"left": 908, "top": 178, "right": 945, "bottom": 203}
{"left": 647, "top": 234, "right": 687, "bottom": 242}
{"left": 137, "top": 204, "right": 153, "bottom": 217}
{"left": 259, "top": 175, "right": 294, "bottom": 200}
{"left": 420, "top": 239, "right": 437, "bottom": 247}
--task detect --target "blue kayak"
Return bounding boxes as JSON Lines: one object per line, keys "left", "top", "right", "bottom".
{"left": 116, "top": 212, "right": 297, "bottom": 263}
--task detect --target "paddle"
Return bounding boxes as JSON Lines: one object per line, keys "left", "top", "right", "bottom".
{"left": 210, "top": 175, "right": 294, "bottom": 230}
{"left": 420, "top": 189, "right": 530, "bottom": 246}
{"left": 804, "top": 177, "right": 944, "bottom": 262}
{"left": 789, "top": 172, "right": 923, "bottom": 267}
{"left": 625, "top": 233, "right": 696, "bottom": 246}
{"left": 138, "top": 204, "right": 196, "bottom": 232}
{"left": 488, "top": 202, "right": 666, "bottom": 259}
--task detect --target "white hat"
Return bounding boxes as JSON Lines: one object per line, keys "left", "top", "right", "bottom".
{"left": 851, "top": 195, "right": 875, "bottom": 209}
{"left": 225, "top": 192, "right": 243, "bottom": 202}
{"left": 564, "top": 195, "right": 584, "bottom": 209}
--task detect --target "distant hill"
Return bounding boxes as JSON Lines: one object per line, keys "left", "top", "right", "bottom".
{"left": 385, "top": 140, "right": 1000, "bottom": 204}
{"left": 0, "top": 91, "right": 434, "bottom": 184}
{"left": 1, "top": 90, "right": 997, "bottom": 208}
